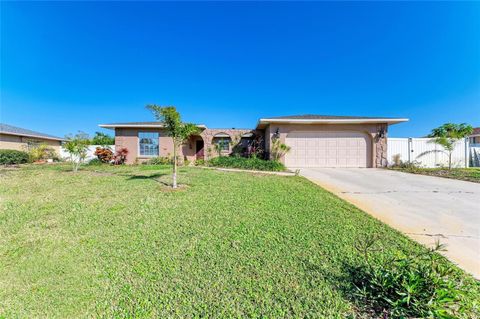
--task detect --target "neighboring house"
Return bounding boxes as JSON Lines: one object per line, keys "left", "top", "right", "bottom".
{"left": 469, "top": 127, "right": 480, "bottom": 145}
{"left": 0, "top": 123, "right": 64, "bottom": 154}
{"left": 99, "top": 114, "right": 408, "bottom": 167}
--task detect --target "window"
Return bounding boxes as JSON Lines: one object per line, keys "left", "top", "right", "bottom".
{"left": 214, "top": 137, "right": 230, "bottom": 151}
{"left": 139, "top": 132, "right": 159, "bottom": 156}
{"left": 25, "top": 139, "right": 41, "bottom": 151}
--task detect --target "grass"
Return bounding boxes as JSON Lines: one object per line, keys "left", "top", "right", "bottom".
{"left": 1, "top": 164, "right": 478, "bottom": 317}
{"left": 390, "top": 167, "right": 480, "bottom": 183}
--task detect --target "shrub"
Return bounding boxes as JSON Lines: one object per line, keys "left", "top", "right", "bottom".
{"left": 399, "top": 160, "right": 421, "bottom": 170}
{"left": 347, "top": 237, "right": 475, "bottom": 318}
{"left": 94, "top": 147, "right": 113, "bottom": 163}
{"left": 0, "top": 149, "right": 29, "bottom": 165}
{"left": 27, "top": 144, "right": 57, "bottom": 162}
{"left": 144, "top": 156, "right": 172, "bottom": 165}
{"left": 113, "top": 147, "right": 128, "bottom": 165}
{"left": 194, "top": 159, "right": 205, "bottom": 166}
{"left": 391, "top": 153, "right": 402, "bottom": 167}
{"left": 208, "top": 156, "right": 286, "bottom": 171}
{"left": 271, "top": 138, "right": 291, "bottom": 161}
{"left": 87, "top": 158, "right": 103, "bottom": 166}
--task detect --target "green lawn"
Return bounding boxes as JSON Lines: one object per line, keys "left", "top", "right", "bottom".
{"left": 390, "top": 167, "right": 480, "bottom": 183}
{"left": 0, "top": 164, "right": 478, "bottom": 317}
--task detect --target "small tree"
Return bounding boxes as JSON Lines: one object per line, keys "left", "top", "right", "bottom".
{"left": 420, "top": 123, "right": 473, "bottom": 169}
{"left": 271, "top": 138, "right": 291, "bottom": 161}
{"left": 64, "top": 132, "right": 90, "bottom": 172}
{"left": 147, "top": 105, "right": 199, "bottom": 188}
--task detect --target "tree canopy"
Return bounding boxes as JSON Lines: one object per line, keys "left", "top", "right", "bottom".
{"left": 428, "top": 123, "right": 473, "bottom": 139}
{"left": 91, "top": 132, "right": 115, "bottom": 146}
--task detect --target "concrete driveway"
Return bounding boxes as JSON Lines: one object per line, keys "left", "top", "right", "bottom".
{"left": 298, "top": 168, "right": 480, "bottom": 278}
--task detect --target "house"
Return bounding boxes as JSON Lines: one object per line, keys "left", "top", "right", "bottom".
{"left": 0, "top": 123, "right": 64, "bottom": 154}
{"left": 99, "top": 114, "right": 408, "bottom": 167}
{"left": 469, "top": 127, "right": 480, "bottom": 145}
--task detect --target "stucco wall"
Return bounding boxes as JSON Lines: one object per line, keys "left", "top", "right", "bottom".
{"left": 114, "top": 127, "right": 265, "bottom": 164}
{"left": 115, "top": 128, "right": 171, "bottom": 164}
{"left": 0, "top": 133, "right": 62, "bottom": 154}
{"left": 264, "top": 123, "right": 388, "bottom": 168}
{"left": 199, "top": 129, "right": 263, "bottom": 159}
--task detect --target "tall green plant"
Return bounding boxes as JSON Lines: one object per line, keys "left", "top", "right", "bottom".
{"left": 213, "top": 143, "right": 223, "bottom": 157}
{"left": 419, "top": 123, "right": 473, "bottom": 169}
{"left": 27, "top": 143, "right": 57, "bottom": 162}
{"left": 64, "top": 132, "right": 90, "bottom": 172}
{"left": 147, "top": 105, "right": 199, "bottom": 188}
{"left": 271, "top": 138, "right": 291, "bottom": 161}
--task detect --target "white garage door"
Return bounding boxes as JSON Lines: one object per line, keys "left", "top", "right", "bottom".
{"left": 285, "top": 131, "right": 371, "bottom": 168}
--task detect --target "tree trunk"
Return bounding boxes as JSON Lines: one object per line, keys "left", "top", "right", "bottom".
{"left": 448, "top": 152, "right": 452, "bottom": 170}
{"left": 72, "top": 156, "right": 77, "bottom": 172}
{"left": 172, "top": 142, "right": 178, "bottom": 189}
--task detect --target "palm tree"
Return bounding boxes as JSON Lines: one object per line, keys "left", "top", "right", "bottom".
{"left": 147, "top": 105, "right": 199, "bottom": 188}
{"left": 418, "top": 123, "right": 473, "bottom": 169}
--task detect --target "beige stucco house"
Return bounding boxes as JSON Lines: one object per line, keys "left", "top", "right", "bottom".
{"left": 99, "top": 114, "right": 408, "bottom": 167}
{"left": 0, "top": 123, "right": 64, "bottom": 154}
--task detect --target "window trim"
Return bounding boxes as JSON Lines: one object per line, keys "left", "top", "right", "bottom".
{"left": 214, "top": 137, "right": 230, "bottom": 152}
{"left": 138, "top": 132, "right": 160, "bottom": 157}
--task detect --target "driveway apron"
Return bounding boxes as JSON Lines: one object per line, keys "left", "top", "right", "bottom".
{"left": 297, "top": 168, "right": 480, "bottom": 279}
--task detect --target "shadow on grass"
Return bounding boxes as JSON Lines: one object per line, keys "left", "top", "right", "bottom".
{"left": 126, "top": 173, "right": 167, "bottom": 182}
{"left": 124, "top": 173, "right": 188, "bottom": 189}
{"left": 300, "top": 258, "right": 382, "bottom": 318}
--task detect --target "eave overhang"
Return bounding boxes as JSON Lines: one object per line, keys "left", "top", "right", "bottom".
{"left": 255, "top": 118, "right": 409, "bottom": 129}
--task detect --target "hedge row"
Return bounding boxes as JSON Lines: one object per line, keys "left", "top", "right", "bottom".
{"left": 207, "top": 156, "right": 286, "bottom": 172}
{"left": 0, "top": 149, "right": 29, "bottom": 165}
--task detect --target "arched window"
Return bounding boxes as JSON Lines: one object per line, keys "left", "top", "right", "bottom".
{"left": 213, "top": 133, "right": 231, "bottom": 152}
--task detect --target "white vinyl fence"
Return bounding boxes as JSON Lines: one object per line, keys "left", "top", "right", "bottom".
{"left": 387, "top": 138, "right": 473, "bottom": 168}
{"left": 60, "top": 145, "right": 114, "bottom": 162}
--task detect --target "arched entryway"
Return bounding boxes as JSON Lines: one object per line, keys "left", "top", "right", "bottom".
{"left": 193, "top": 136, "right": 205, "bottom": 160}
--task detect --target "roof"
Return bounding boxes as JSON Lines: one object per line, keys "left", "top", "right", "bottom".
{"left": 256, "top": 114, "right": 409, "bottom": 129}
{"left": 99, "top": 121, "right": 207, "bottom": 129}
{"left": 262, "top": 114, "right": 401, "bottom": 120}
{"left": 471, "top": 127, "right": 480, "bottom": 136}
{"left": 0, "top": 123, "right": 65, "bottom": 141}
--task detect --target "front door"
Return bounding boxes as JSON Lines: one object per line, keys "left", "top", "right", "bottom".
{"left": 195, "top": 140, "right": 204, "bottom": 159}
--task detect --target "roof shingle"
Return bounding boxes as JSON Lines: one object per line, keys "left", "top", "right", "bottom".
{"left": 0, "top": 123, "right": 64, "bottom": 141}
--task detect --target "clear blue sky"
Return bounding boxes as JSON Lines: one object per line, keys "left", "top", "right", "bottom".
{"left": 1, "top": 1, "right": 479, "bottom": 138}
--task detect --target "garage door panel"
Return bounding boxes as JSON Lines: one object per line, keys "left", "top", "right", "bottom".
{"left": 306, "top": 139, "right": 317, "bottom": 147}
{"left": 296, "top": 139, "right": 306, "bottom": 148}
{"left": 285, "top": 131, "right": 371, "bottom": 168}
{"left": 326, "top": 140, "right": 337, "bottom": 147}
{"left": 337, "top": 149, "right": 347, "bottom": 157}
